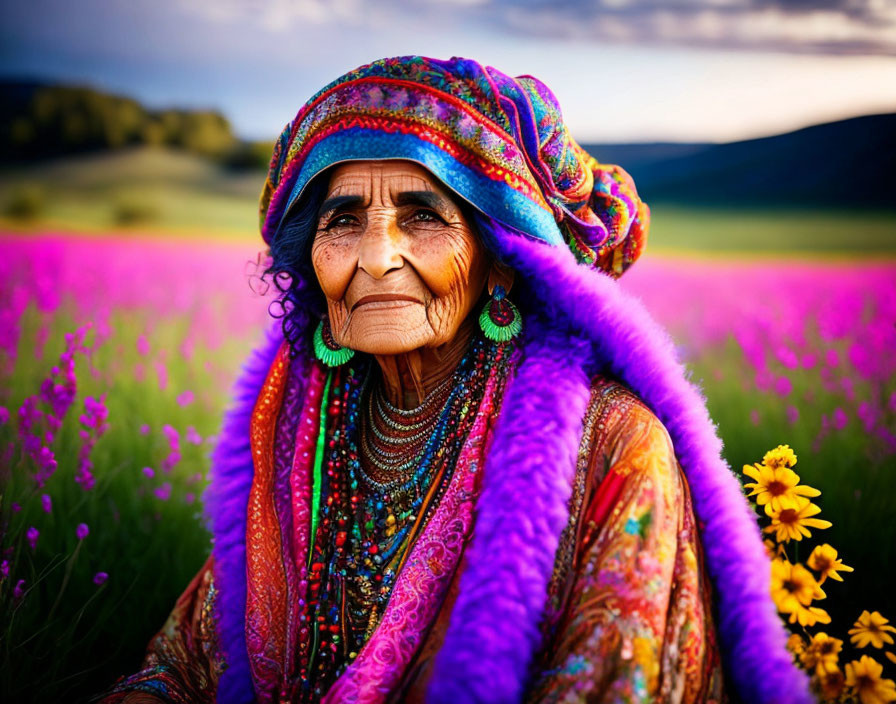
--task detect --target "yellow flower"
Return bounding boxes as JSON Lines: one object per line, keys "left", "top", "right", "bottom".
{"left": 886, "top": 652, "right": 896, "bottom": 665}
{"left": 800, "top": 632, "right": 843, "bottom": 675}
{"left": 850, "top": 611, "right": 896, "bottom": 649}
{"left": 764, "top": 495, "right": 832, "bottom": 542}
{"left": 844, "top": 655, "right": 896, "bottom": 704}
{"left": 763, "top": 444, "right": 798, "bottom": 469}
{"left": 763, "top": 539, "right": 787, "bottom": 560}
{"left": 808, "top": 544, "right": 854, "bottom": 584}
{"left": 770, "top": 559, "right": 830, "bottom": 626}
{"left": 818, "top": 669, "right": 845, "bottom": 701}
{"left": 787, "top": 633, "right": 807, "bottom": 657}
{"left": 817, "top": 667, "right": 846, "bottom": 702}
{"left": 742, "top": 463, "right": 820, "bottom": 514}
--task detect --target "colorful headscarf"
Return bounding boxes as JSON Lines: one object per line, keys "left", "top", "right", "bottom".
{"left": 258, "top": 55, "right": 649, "bottom": 278}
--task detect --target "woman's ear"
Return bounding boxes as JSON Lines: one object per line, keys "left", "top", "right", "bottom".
{"left": 487, "top": 262, "right": 515, "bottom": 296}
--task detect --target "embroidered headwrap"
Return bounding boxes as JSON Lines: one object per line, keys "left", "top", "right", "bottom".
{"left": 258, "top": 55, "right": 648, "bottom": 278}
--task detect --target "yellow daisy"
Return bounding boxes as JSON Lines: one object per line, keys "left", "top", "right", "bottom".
{"left": 844, "top": 655, "right": 896, "bottom": 704}
{"left": 850, "top": 611, "right": 896, "bottom": 649}
{"left": 807, "top": 544, "right": 854, "bottom": 584}
{"left": 790, "top": 603, "right": 832, "bottom": 628}
{"left": 787, "top": 633, "right": 806, "bottom": 657}
{"left": 742, "top": 463, "right": 820, "bottom": 514}
{"left": 763, "top": 444, "right": 798, "bottom": 469}
{"left": 817, "top": 667, "right": 845, "bottom": 702}
{"left": 770, "top": 559, "right": 830, "bottom": 626}
{"left": 800, "top": 632, "right": 843, "bottom": 675}
{"left": 764, "top": 496, "right": 832, "bottom": 543}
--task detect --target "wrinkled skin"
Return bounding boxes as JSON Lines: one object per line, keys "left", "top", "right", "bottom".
{"left": 310, "top": 160, "right": 511, "bottom": 407}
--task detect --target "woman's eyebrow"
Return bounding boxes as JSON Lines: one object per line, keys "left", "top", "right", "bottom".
{"left": 317, "top": 194, "right": 364, "bottom": 220}
{"left": 394, "top": 190, "right": 453, "bottom": 213}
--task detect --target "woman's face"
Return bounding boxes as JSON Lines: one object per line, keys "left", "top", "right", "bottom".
{"left": 310, "top": 160, "right": 490, "bottom": 356}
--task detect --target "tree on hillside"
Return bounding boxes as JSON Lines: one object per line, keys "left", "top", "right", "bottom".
{"left": 0, "top": 82, "right": 238, "bottom": 161}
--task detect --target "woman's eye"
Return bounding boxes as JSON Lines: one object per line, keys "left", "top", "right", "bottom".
{"left": 410, "top": 210, "right": 442, "bottom": 224}
{"left": 325, "top": 214, "right": 356, "bottom": 229}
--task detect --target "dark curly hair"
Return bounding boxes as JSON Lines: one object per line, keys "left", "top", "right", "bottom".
{"left": 263, "top": 174, "right": 330, "bottom": 357}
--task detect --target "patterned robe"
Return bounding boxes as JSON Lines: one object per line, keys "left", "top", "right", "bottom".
{"left": 100, "top": 376, "right": 726, "bottom": 703}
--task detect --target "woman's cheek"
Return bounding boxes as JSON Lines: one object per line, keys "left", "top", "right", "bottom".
{"left": 312, "top": 238, "right": 356, "bottom": 301}
{"left": 412, "top": 229, "right": 478, "bottom": 298}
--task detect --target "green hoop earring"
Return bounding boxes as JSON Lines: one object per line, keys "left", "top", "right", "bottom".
{"left": 479, "top": 285, "right": 522, "bottom": 342}
{"left": 313, "top": 318, "right": 355, "bottom": 367}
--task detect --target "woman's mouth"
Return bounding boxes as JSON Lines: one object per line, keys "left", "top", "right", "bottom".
{"left": 350, "top": 293, "right": 423, "bottom": 311}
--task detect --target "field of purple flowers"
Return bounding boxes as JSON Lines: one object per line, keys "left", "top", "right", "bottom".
{"left": 1, "top": 233, "right": 894, "bottom": 701}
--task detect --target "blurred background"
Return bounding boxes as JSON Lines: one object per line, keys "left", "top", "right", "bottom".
{"left": 1, "top": 1, "right": 894, "bottom": 701}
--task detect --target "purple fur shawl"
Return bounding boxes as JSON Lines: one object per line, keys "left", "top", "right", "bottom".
{"left": 204, "top": 325, "right": 284, "bottom": 704}
{"left": 205, "top": 231, "right": 811, "bottom": 703}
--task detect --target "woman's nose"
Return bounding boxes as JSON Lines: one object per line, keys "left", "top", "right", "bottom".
{"left": 357, "top": 213, "right": 404, "bottom": 279}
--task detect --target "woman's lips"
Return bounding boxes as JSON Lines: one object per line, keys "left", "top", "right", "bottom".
{"left": 350, "top": 293, "right": 423, "bottom": 311}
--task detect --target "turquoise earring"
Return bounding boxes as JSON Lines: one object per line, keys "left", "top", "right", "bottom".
{"left": 479, "top": 285, "right": 522, "bottom": 342}
{"left": 313, "top": 317, "right": 355, "bottom": 367}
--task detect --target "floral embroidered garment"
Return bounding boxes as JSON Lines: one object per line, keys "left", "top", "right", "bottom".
{"left": 101, "top": 371, "right": 726, "bottom": 703}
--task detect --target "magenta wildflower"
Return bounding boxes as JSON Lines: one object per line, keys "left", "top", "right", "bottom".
{"left": 41, "top": 494, "right": 52, "bottom": 514}
{"left": 26, "top": 526, "right": 39, "bottom": 551}
{"left": 753, "top": 368, "right": 773, "bottom": 392}
{"left": 93, "top": 572, "right": 108, "bottom": 586}
{"left": 825, "top": 348, "right": 839, "bottom": 367}
{"left": 832, "top": 407, "right": 848, "bottom": 431}
{"left": 136, "top": 334, "right": 150, "bottom": 356}
{"left": 33, "top": 446, "right": 58, "bottom": 488}
{"left": 154, "top": 482, "right": 172, "bottom": 501}
{"left": 11, "top": 502, "right": 21, "bottom": 512}
{"left": 75, "top": 394, "right": 109, "bottom": 491}
{"left": 18, "top": 323, "right": 92, "bottom": 487}
{"left": 155, "top": 360, "right": 168, "bottom": 391}
{"left": 0, "top": 559, "right": 9, "bottom": 579}
{"left": 161, "top": 425, "right": 181, "bottom": 473}
{"left": 786, "top": 405, "right": 799, "bottom": 425}
{"left": 186, "top": 426, "right": 202, "bottom": 445}
{"left": 0, "top": 406, "right": 8, "bottom": 424}
{"left": 13, "top": 579, "right": 25, "bottom": 600}
{"left": 774, "top": 375, "right": 792, "bottom": 397}
{"left": 184, "top": 492, "right": 195, "bottom": 504}
{"left": 774, "top": 346, "right": 799, "bottom": 370}
{"left": 142, "top": 466, "right": 155, "bottom": 478}
{"left": 76, "top": 523, "right": 89, "bottom": 540}
{"left": 139, "top": 423, "right": 150, "bottom": 435}
{"left": 176, "top": 390, "right": 194, "bottom": 407}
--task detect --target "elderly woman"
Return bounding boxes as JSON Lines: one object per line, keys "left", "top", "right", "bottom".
{"left": 102, "top": 56, "right": 811, "bottom": 704}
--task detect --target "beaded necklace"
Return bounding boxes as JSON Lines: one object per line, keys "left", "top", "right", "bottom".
{"left": 294, "top": 336, "right": 506, "bottom": 701}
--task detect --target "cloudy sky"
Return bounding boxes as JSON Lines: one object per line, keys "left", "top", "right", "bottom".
{"left": 2, "top": 0, "right": 894, "bottom": 143}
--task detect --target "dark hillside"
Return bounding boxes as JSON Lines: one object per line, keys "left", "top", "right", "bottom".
{"left": 582, "top": 113, "right": 896, "bottom": 208}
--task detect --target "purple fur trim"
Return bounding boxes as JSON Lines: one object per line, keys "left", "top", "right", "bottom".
{"left": 429, "top": 328, "right": 593, "bottom": 703}
{"left": 203, "top": 324, "right": 285, "bottom": 704}
{"left": 474, "top": 228, "right": 812, "bottom": 704}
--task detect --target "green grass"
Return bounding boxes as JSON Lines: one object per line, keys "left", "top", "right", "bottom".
{"left": 647, "top": 202, "right": 896, "bottom": 254}
{"left": 1, "top": 304, "right": 254, "bottom": 703}
{"left": 0, "top": 147, "right": 261, "bottom": 236}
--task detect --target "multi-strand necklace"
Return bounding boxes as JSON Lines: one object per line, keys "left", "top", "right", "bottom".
{"left": 294, "top": 336, "right": 506, "bottom": 701}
